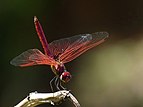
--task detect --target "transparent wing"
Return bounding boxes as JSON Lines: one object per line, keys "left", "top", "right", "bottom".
{"left": 61, "top": 32, "right": 108, "bottom": 63}
{"left": 10, "top": 49, "right": 57, "bottom": 67}
{"left": 48, "top": 33, "right": 91, "bottom": 57}
{"left": 48, "top": 32, "right": 109, "bottom": 63}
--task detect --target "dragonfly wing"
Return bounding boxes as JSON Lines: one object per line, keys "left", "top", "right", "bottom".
{"left": 49, "top": 33, "right": 97, "bottom": 58}
{"left": 59, "top": 32, "right": 109, "bottom": 63}
{"left": 10, "top": 49, "right": 56, "bottom": 67}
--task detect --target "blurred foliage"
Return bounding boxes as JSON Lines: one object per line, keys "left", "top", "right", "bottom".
{"left": 1, "top": 0, "right": 143, "bottom": 107}
{"left": 77, "top": 38, "right": 143, "bottom": 107}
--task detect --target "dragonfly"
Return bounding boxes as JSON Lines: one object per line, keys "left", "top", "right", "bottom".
{"left": 10, "top": 16, "right": 109, "bottom": 91}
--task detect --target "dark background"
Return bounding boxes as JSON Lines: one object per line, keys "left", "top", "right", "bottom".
{"left": 1, "top": 0, "right": 143, "bottom": 107}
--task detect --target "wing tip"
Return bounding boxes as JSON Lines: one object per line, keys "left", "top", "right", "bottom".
{"left": 93, "top": 31, "right": 109, "bottom": 39}
{"left": 104, "top": 32, "right": 109, "bottom": 38}
{"left": 100, "top": 32, "right": 109, "bottom": 38}
{"left": 10, "top": 59, "right": 18, "bottom": 66}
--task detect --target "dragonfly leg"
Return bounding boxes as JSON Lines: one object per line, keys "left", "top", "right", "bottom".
{"left": 59, "top": 81, "right": 66, "bottom": 90}
{"left": 53, "top": 77, "right": 67, "bottom": 90}
{"left": 50, "top": 76, "right": 56, "bottom": 92}
{"left": 55, "top": 77, "right": 60, "bottom": 90}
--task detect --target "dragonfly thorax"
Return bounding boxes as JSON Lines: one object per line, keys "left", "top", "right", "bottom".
{"left": 51, "top": 64, "right": 71, "bottom": 83}
{"left": 51, "top": 63, "right": 66, "bottom": 76}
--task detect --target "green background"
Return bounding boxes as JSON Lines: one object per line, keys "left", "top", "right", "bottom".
{"left": 1, "top": 0, "right": 143, "bottom": 107}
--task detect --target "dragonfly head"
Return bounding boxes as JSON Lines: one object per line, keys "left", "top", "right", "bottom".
{"left": 60, "top": 71, "right": 72, "bottom": 83}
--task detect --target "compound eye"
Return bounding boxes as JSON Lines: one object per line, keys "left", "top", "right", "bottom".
{"left": 60, "top": 72, "right": 72, "bottom": 83}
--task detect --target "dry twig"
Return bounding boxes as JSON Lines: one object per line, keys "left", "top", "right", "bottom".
{"left": 14, "top": 90, "right": 80, "bottom": 107}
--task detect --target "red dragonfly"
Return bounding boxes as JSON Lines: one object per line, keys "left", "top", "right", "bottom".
{"left": 10, "top": 16, "right": 109, "bottom": 91}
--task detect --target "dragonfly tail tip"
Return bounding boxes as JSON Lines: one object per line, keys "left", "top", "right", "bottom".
{"left": 34, "top": 16, "right": 38, "bottom": 22}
